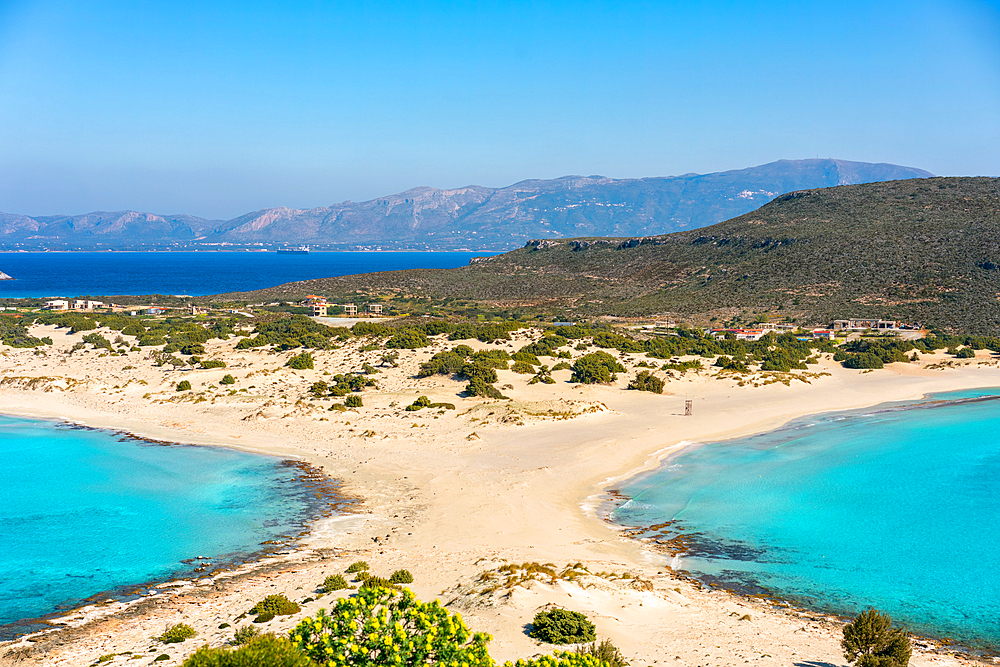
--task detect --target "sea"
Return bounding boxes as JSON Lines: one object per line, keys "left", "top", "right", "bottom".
{"left": 0, "top": 251, "right": 497, "bottom": 298}
{"left": 612, "top": 388, "right": 1000, "bottom": 651}
{"left": 0, "top": 415, "right": 334, "bottom": 640}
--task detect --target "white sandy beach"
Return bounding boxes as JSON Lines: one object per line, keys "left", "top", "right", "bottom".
{"left": 1, "top": 323, "right": 997, "bottom": 667}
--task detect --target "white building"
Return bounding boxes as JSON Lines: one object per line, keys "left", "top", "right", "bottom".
{"left": 43, "top": 299, "right": 69, "bottom": 310}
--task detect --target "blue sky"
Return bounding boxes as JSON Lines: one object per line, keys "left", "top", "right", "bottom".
{"left": 0, "top": 0, "right": 997, "bottom": 219}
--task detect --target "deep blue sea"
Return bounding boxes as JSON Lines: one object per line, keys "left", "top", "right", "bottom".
{"left": 0, "top": 251, "right": 496, "bottom": 298}
{"left": 0, "top": 415, "right": 325, "bottom": 639}
{"left": 612, "top": 388, "right": 1000, "bottom": 650}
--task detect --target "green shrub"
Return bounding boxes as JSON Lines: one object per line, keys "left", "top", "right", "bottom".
{"left": 360, "top": 575, "right": 394, "bottom": 589}
{"left": 406, "top": 396, "right": 433, "bottom": 411}
{"left": 385, "top": 330, "right": 429, "bottom": 349}
{"left": 842, "top": 353, "right": 884, "bottom": 369}
{"left": 201, "top": 359, "right": 226, "bottom": 369}
{"left": 344, "top": 394, "right": 363, "bottom": 408}
{"left": 176, "top": 380, "right": 192, "bottom": 391}
{"left": 322, "top": 574, "right": 348, "bottom": 592}
{"left": 841, "top": 608, "right": 911, "bottom": 667}
{"left": 183, "top": 634, "right": 314, "bottom": 667}
{"left": 512, "top": 351, "right": 540, "bottom": 366}
{"left": 328, "top": 404, "right": 347, "bottom": 412}
{"left": 290, "top": 585, "right": 492, "bottom": 666}
{"left": 713, "top": 356, "right": 750, "bottom": 373}
{"left": 575, "top": 639, "right": 627, "bottom": 667}
{"left": 570, "top": 352, "right": 625, "bottom": 384}
{"left": 158, "top": 623, "right": 196, "bottom": 644}
{"left": 511, "top": 360, "right": 536, "bottom": 374}
{"left": 529, "top": 609, "right": 597, "bottom": 644}
{"left": 250, "top": 594, "right": 300, "bottom": 620}
{"left": 466, "top": 377, "right": 507, "bottom": 399}
{"left": 461, "top": 362, "right": 499, "bottom": 384}
{"left": 954, "top": 347, "right": 975, "bottom": 358}
{"left": 389, "top": 569, "right": 414, "bottom": 584}
{"left": 417, "top": 351, "right": 467, "bottom": 377}
{"left": 501, "top": 652, "right": 608, "bottom": 667}
{"left": 627, "top": 370, "right": 664, "bottom": 394}
{"left": 287, "top": 352, "right": 314, "bottom": 370}
{"left": 345, "top": 560, "right": 369, "bottom": 573}
{"left": 551, "top": 361, "right": 571, "bottom": 371}
{"left": 231, "top": 625, "right": 261, "bottom": 646}
{"left": 220, "top": 374, "right": 236, "bottom": 385}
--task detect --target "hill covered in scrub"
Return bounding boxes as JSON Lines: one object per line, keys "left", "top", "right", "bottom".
{"left": 207, "top": 177, "right": 1000, "bottom": 333}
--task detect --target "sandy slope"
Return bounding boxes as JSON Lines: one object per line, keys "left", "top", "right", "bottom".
{"left": 1, "top": 323, "right": 997, "bottom": 666}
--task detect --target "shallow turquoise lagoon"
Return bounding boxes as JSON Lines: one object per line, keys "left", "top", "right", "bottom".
{"left": 0, "top": 415, "right": 321, "bottom": 639}
{"left": 612, "top": 388, "right": 1000, "bottom": 649}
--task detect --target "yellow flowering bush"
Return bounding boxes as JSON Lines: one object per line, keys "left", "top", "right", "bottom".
{"left": 290, "top": 585, "right": 492, "bottom": 666}
{"left": 501, "top": 655, "right": 609, "bottom": 667}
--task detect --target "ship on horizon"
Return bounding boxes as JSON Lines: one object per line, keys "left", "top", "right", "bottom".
{"left": 276, "top": 245, "right": 310, "bottom": 254}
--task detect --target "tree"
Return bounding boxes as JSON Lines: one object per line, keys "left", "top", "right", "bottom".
{"left": 842, "top": 608, "right": 911, "bottom": 667}
{"left": 287, "top": 352, "right": 314, "bottom": 370}
{"left": 627, "top": 370, "right": 664, "bottom": 393}
{"left": 529, "top": 608, "right": 596, "bottom": 644}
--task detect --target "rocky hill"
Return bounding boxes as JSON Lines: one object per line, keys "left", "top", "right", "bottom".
{"left": 208, "top": 177, "right": 1000, "bottom": 333}
{"left": 0, "top": 159, "right": 930, "bottom": 249}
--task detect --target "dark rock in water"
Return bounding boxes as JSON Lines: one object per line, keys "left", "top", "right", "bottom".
{"left": 0, "top": 271, "right": 12, "bottom": 280}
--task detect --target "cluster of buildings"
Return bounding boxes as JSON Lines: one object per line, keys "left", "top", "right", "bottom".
{"left": 708, "top": 318, "right": 919, "bottom": 341}
{"left": 302, "top": 295, "right": 383, "bottom": 318}
{"left": 42, "top": 299, "right": 105, "bottom": 311}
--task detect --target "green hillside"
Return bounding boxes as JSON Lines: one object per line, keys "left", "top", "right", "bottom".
{"left": 208, "top": 177, "right": 1000, "bottom": 333}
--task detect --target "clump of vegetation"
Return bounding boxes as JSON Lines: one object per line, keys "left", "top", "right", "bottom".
{"left": 176, "top": 380, "right": 191, "bottom": 391}
{"left": 311, "top": 374, "right": 375, "bottom": 397}
{"left": 389, "top": 569, "right": 414, "bottom": 584}
{"left": 386, "top": 330, "right": 429, "bottom": 349}
{"left": 158, "top": 623, "right": 196, "bottom": 644}
{"left": 575, "top": 639, "right": 627, "bottom": 667}
{"left": 231, "top": 625, "right": 261, "bottom": 646}
{"left": 344, "top": 394, "right": 363, "bottom": 408}
{"left": 570, "top": 352, "right": 625, "bottom": 384}
{"left": 511, "top": 360, "right": 536, "bottom": 374}
{"left": 529, "top": 365, "right": 556, "bottom": 384}
{"left": 713, "top": 355, "right": 750, "bottom": 373}
{"left": 360, "top": 575, "right": 395, "bottom": 589}
{"left": 551, "top": 361, "right": 571, "bottom": 371}
{"left": 250, "top": 594, "right": 300, "bottom": 623}
{"left": 290, "top": 585, "right": 492, "bottom": 666}
{"left": 200, "top": 359, "right": 226, "bottom": 369}
{"left": 627, "top": 370, "right": 664, "bottom": 393}
{"left": 841, "top": 608, "right": 911, "bottom": 667}
{"left": 183, "top": 634, "right": 314, "bottom": 667}
{"left": 405, "top": 396, "right": 455, "bottom": 411}
{"left": 529, "top": 609, "right": 597, "bottom": 644}
{"left": 220, "top": 373, "right": 236, "bottom": 385}
{"left": 286, "top": 352, "right": 314, "bottom": 370}
{"left": 661, "top": 360, "right": 702, "bottom": 373}
{"left": 467, "top": 377, "right": 508, "bottom": 400}
{"left": 345, "top": 560, "right": 369, "bottom": 574}
{"left": 322, "top": 574, "right": 348, "bottom": 592}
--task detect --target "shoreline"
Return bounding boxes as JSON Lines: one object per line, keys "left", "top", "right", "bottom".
{"left": 0, "top": 415, "right": 359, "bottom": 645}
{"left": 3, "top": 327, "right": 1000, "bottom": 665}
{"left": 597, "top": 386, "right": 1000, "bottom": 659}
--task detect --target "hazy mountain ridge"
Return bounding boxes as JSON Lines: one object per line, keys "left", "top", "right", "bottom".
{"left": 0, "top": 159, "right": 932, "bottom": 249}
{"left": 208, "top": 177, "right": 1000, "bottom": 333}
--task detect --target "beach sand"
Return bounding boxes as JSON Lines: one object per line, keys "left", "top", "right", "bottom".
{"left": 1, "top": 323, "right": 997, "bottom": 666}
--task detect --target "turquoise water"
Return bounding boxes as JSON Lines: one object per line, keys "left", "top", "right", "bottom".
{"left": 612, "top": 388, "right": 1000, "bottom": 649}
{"left": 0, "top": 415, "right": 325, "bottom": 639}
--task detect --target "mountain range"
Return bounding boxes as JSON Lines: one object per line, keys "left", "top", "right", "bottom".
{"left": 0, "top": 159, "right": 931, "bottom": 250}
{"left": 210, "top": 176, "right": 1000, "bottom": 333}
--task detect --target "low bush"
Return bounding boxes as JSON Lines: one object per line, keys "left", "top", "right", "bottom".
{"left": 290, "top": 585, "right": 492, "bottom": 666}
{"left": 385, "top": 330, "right": 429, "bottom": 349}
{"left": 287, "top": 352, "right": 314, "bottom": 370}
{"left": 158, "top": 623, "right": 196, "bottom": 644}
{"left": 570, "top": 352, "right": 625, "bottom": 385}
{"left": 360, "top": 575, "right": 394, "bottom": 589}
{"left": 575, "top": 639, "right": 627, "bottom": 667}
{"left": 389, "top": 569, "right": 414, "bottom": 584}
{"left": 511, "top": 360, "right": 536, "bottom": 374}
{"left": 328, "top": 404, "right": 347, "bottom": 412}
{"left": 345, "top": 560, "right": 369, "bottom": 573}
{"left": 954, "top": 347, "right": 975, "bottom": 358}
{"left": 231, "top": 626, "right": 261, "bottom": 646}
{"left": 512, "top": 350, "right": 540, "bottom": 366}
{"left": 344, "top": 394, "right": 363, "bottom": 408}
{"left": 405, "top": 396, "right": 433, "bottom": 411}
{"left": 201, "top": 359, "right": 226, "bottom": 369}
{"left": 220, "top": 374, "right": 236, "bottom": 385}
{"left": 322, "top": 574, "right": 348, "bottom": 592}
{"left": 176, "top": 380, "right": 191, "bottom": 391}
{"left": 842, "top": 353, "right": 884, "bottom": 369}
{"left": 183, "top": 634, "right": 314, "bottom": 667}
{"left": 529, "top": 608, "right": 597, "bottom": 644}
{"left": 250, "top": 594, "right": 300, "bottom": 621}
{"left": 466, "top": 377, "right": 507, "bottom": 399}
{"left": 627, "top": 370, "right": 664, "bottom": 394}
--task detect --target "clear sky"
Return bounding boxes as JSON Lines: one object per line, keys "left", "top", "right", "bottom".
{"left": 0, "top": 0, "right": 997, "bottom": 219}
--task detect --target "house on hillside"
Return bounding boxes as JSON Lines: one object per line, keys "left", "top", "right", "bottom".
{"left": 311, "top": 304, "right": 328, "bottom": 317}
{"left": 73, "top": 300, "right": 104, "bottom": 310}
{"left": 43, "top": 299, "right": 69, "bottom": 310}
{"left": 368, "top": 304, "right": 383, "bottom": 316}
{"left": 343, "top": 304, "right": 358, "bottom": 316}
